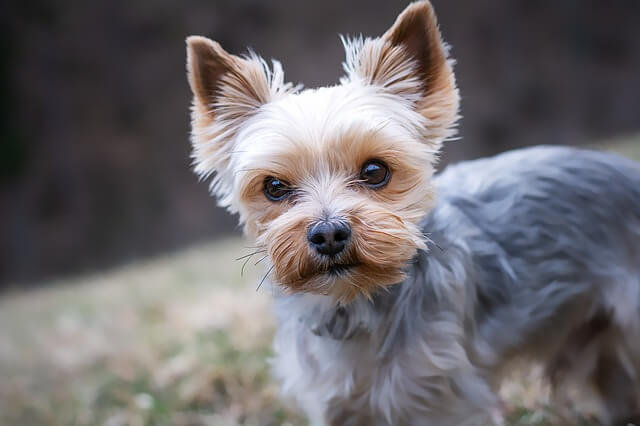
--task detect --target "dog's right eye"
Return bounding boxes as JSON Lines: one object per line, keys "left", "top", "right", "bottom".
{"left": 360, "top": 160, "right": 390, "bottom": 188}
{"left": 264, "top": 177, "right": 291, "bottom": 201}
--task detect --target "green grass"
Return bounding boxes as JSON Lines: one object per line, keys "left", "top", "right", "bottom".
{"left": 1, "top": 140, "right": 638, "bottom": 426}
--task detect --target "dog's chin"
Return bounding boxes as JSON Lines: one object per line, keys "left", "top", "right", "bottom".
{"left": 324, "top": 263, "right": 360, "bottom": 276}
{"left": 276, "top": 261, "right": 408, "bottom": 302}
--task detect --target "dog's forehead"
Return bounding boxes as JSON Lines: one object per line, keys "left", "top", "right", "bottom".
{"left": 234, "top": 84, "right": 422, "bottom": 164}
{"left": 269, "top": 85, "right": 400, "bottom": 130}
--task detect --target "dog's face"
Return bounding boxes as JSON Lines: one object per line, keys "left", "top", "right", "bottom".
{"left": 186, "top": 1, "right": 459, "bottom": 301}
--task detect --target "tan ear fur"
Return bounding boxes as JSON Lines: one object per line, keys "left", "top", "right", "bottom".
{"left": 187, "top": 36, "right": 232, "bottom": 106}
{"left": 384, "top": 1, "right": 448, "bottom": 99}
{"left": 342, "top": 1, "right": 459, "bottom": 142}
{"left": 186, "top": 36, "right": 277, "bottom": 121}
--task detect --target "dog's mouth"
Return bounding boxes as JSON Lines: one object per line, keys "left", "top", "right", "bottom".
{"left": 324, "top": 263, "right": 360, "bottom": 276}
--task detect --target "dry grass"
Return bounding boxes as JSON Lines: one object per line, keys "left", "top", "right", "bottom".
{"left": 0, "top": 239, "right": 303, "bottom": 426}
{"left": 1, "top": 140, "right": 638, "bottom": 426}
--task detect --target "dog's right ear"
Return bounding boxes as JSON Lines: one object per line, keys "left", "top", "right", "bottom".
{"left": 186, "top": 36, "right": 273, "bottom": 117}
{"left": 186, "top": 37, "right": 293, "bottom": 207}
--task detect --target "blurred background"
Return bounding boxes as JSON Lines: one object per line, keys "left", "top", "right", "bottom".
{"left": 1, "top": 1, "right": 639, "bottom": 425}
{"left": 2, "top": 0, "right": 640, "bottom": 287}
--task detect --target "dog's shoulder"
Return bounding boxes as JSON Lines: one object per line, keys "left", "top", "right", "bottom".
{"left": 424, "top": 145, "right": 640, "bottom": 294}
{"left": 435, "top": 145, "right": 639, "bottom": 197}
{"left": 432, "top": 145, "right": 640, "bottom": 223}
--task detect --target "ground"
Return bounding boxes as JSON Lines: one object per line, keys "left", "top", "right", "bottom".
{"left": 1, "top": 140, "right": 638, "bottom": 426}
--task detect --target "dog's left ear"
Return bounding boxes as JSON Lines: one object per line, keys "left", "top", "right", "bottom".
{"left": 343, "top": 1, "right": 459, "bottom": 142}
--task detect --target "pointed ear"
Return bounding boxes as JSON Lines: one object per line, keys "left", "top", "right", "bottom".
{"left": 342, "top": 1, "right": 459, "bottom": 141}
{"left": 186, "top": 36, "right": 274, "bottom": 123}
{"left": 185, "top": 36, "right": 294, "bottom": 207}
{"left": 187, "top": 36, "right": 230, "bottom": 107}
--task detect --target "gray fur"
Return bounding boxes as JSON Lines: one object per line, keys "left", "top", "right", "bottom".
{"left": 272, "top": 146, "right": 640, "bottom": 425}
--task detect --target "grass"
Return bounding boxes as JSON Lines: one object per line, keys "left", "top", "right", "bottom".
{"left": 0, "top": 239, "right": 304, "bottom": 426}
{"left": 1, "top": 139, "right": 638, "bottom": 426}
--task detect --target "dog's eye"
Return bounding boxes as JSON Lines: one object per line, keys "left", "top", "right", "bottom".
{"left": 360, "top": 160, "right": 390, "bottom": 188}
{"left": 264, "top": 177, "right": 291, "bottom": 201}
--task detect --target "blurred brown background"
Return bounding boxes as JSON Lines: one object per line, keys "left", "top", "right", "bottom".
{"left": 2, "top": 0, "right": 640, "bottom": 288}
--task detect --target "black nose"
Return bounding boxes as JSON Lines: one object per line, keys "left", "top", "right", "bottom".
{"left": 307, "top": 220, "right": 351, "bottom": 256}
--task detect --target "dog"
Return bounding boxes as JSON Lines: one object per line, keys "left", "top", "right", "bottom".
{"left": 185, "top": 2, "right": 640, "bottom": 424}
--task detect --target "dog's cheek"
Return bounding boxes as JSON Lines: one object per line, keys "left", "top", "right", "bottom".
{"left": 259, "top": 211, "right": 317, "bottom": 290}
{"left": 239, "top": 189, "right": 314, "bottom": 287}
{"left": 351, "top": 209, "right": 423, "bottom": 264}
{"left": 377, "top": 168, "right": 437, "bottom": 225}
{"left": 236, "top": 177, "right": 282, "bottom": 237}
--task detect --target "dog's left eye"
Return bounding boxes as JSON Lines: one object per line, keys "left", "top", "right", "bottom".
{"left": 264, "top": 177, "right": 291, "bottom": 201}
{"left": 360, "top": 160, "right": 390, "bottom": 188}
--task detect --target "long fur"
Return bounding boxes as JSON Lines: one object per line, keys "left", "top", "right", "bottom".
{"left": 272, "top": 146, "right": 640, "bottom": 425}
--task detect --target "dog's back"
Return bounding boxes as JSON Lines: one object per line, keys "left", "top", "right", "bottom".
{"left": 430, "top": 145, "right": 640, "bottom": 424}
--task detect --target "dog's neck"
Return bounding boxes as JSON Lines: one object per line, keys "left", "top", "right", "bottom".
{"left": 271, "top": 207, "right": 479, "bottom": 360}
{"left": 273, "top": 234, "right": 448, "bottom": 344}
{"left": 305, "top": 278, "right": 403, "bottom": 341}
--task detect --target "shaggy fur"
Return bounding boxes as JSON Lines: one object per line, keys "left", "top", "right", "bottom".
{"left": 273, "top": 147, "right": 640, "bottom": 425}
{"left": 185, "top": 2, "right": 640, "bottom": 424}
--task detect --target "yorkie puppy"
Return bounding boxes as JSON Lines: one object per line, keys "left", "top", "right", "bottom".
{"left": 186, "top": 2, "right": 640, "bottom": 425}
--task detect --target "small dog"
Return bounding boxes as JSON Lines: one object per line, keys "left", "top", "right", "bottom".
{"left": 185, "top": 2, "right": 640, "bottom": 425}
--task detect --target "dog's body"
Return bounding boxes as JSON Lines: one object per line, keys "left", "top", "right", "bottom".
{"left": 185, "top": 2, "right": 640, "bottom": 424}
{"left": 273, "top": 146, "right": 640, "bottom": 425}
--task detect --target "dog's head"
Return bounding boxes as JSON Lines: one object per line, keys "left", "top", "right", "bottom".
{"left": 186, "top": 1, "right": 458, "bottom": 301}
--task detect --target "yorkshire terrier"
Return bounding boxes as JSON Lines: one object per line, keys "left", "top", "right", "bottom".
{"left": 185, "top": 2, "right": 640, "bottom": 425}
